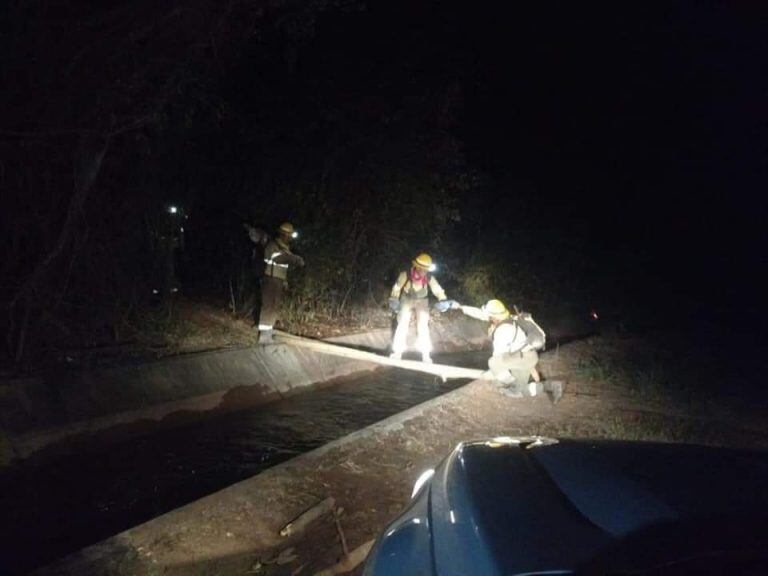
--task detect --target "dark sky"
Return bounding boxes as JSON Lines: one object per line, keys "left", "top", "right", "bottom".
{"left": 308, "top": 0, "right": 767, "bottom": 318}
{"left": 3, "top": 0, "right": 765, "bottom": 349}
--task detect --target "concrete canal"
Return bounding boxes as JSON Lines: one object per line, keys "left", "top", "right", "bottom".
{"left": 0, "top": 351, "right": 485, "bottom": 575}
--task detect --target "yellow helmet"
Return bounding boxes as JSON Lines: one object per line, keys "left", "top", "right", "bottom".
{"left": 482, "top": 299, "right": 510, "bottom": 320}
{"left": 412, "top": 253, "right": 436, "bottom": 271}
{"left": 278, "top": 222, "right": 298, "bottom": 239}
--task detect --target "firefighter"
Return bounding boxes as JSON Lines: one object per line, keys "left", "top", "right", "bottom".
{"left": 459, "top": 299, "right": 562, "bottom": 401}
{"left": 389, "top": 253, "right": 451, "bottom": 363}
{"left": 258, "top": 222, "right": 304, "bottom": 343}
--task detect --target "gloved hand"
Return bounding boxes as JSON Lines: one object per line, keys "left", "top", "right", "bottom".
{"left": 434, "top": 300, "right": 453, "bottom": 313}
{"left": 388, "top": 298, "right": 401, "bottom": 313}
{"left": 295, "top": 256, "right": 305, "bottom": 267}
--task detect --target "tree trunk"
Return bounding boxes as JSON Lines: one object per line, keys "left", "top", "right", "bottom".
{"left": 7, "top": 133, "right": 110, "bottom": 364}
{"left": 10, "top": 133, "right": 109, "bottom": 309}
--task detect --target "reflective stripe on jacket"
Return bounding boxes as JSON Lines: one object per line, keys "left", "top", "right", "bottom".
{"left": 263, "top": 239, "right": 300, "bottom": 281}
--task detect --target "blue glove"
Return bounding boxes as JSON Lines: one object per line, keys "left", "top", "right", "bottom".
{"left": 388, "top": 298, "right": 401, "bottom": 313}
{"left": 434, "top": 300, "right": 452, "bottom": 313}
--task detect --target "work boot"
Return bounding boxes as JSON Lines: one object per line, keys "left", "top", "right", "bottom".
{"left": 389, "top": 352, "right": 402, "bottom": 360}
{"left": 543, "top": 380, "right": 565, "bottom": 404}
{"left": 259, "top": 329, "right": 274, "bottom": 345}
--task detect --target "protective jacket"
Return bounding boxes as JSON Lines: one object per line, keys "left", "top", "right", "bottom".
{"left": 263, "top": 238, "right": 302, "bottom": 281}
{"left": 391, "top": 270, "right": 447, "bottom": 301}
{"left": 491, "top": 315, "right": 546, "bottom": 356}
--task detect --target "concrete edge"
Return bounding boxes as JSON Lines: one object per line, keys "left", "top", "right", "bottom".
{"left": 4, "top": 317, "right": 488, "bottom": 460}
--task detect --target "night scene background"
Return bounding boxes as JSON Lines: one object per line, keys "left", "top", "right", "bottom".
{"left": 2, "top": 0, "right": 766, "bottom": 358}
{"left": 1, "top": 0, "right": 767, "bottom": 574}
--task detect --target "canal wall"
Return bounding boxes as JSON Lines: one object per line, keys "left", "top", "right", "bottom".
{"left": 0, "top": 317, "right": 487, "bottom": 461}
{"left": 32, "top": 352, "right": 569, "bottom": 576}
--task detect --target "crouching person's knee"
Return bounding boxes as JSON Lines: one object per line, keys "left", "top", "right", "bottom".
{"left": 487, "top": 355, "right": 515, "bottom": 385}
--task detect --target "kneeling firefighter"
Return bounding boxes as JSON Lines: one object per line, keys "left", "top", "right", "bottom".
{"left": 257, "top": 222, "right": 305, "bottom": 343}
{"left": 389, "top": 253, "right": 452, "bottom": 363}
{"left": 459, "top": 299, "right": 563, "bottom": 401}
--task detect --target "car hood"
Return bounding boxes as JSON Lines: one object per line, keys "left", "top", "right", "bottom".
{"left": 365, "top": 437, "right": 768, "bottom": 576}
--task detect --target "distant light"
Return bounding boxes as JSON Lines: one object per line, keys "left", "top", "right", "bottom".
{"left": 411, "top": 469, "right": 435, "bottom": 499}
{"left": 590, "top": 310, "right": 599, "bottom": 320}
{"left": 168, "top": 206, "right": 178, "bottom": 214}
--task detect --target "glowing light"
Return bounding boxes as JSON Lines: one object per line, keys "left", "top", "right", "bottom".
{"left": 168, "top": 206, "right": 178, "bottom": 214}
{"left": 590, "top": 309, "right": 599, "bottom": 320}
{"left": 291, "top": 231, "right": 299, "bottom": 239}
{"left": 449, "top": 510, "right": 456, "bottom": 524}
{"left": 429, "top": 264, "right": 437, "bottom": 272}
{"left": 411, "top": 469, "right": 435, "bottom": 498}
{"left": 412, "top": 518, "right": 422, "bottom": 525}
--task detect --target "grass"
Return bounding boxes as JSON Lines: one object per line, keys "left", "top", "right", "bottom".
{"left": 572, "top": 340, "right": 695, "bottom": 405}
{"left": 278, "top": 299, "right": 390, "bottom": 338}
{"left": 121, "top": 299, "right": 259, "bottom": 357}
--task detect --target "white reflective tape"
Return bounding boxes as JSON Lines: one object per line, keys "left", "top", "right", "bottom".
{"left": 258, "top": 325, "right": 273, "bottom": 330}
{"left": 263, "top": 259, "right": 289, "bottom": 268}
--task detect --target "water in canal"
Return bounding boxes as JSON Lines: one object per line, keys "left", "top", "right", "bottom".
{"left": 0, "top": 351, "right": 486, "bottom": 574}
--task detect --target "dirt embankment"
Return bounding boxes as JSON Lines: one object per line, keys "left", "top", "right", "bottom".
{"left": 52, "top": 298, "right": 393, "bottom": 367}
{"left": 41, "top": 334, "right": 768, "bottom": 576}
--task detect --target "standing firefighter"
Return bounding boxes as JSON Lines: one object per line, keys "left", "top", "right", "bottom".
{"left": 389, "top": 253, "right": 451, "bottom": 363}
{"left": 257, "top": 222, "right": 304, "bottom": 343}
{"left": 459, "top": 299, "right": 562, "bottom": 402}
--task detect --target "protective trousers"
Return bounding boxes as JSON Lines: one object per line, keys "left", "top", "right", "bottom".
{"left": 488, "top": 350, "right": 539, "bottom": 390}
{"left": 258, "top": 276, "right": 284, "bottom": 332}
{"left": 392, "top": 298, "right": 431, "bottom": 356}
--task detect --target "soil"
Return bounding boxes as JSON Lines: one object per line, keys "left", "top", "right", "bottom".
{"left": 49, "top": 298, "right": 391, "bottom": 368}
{"left": 42, "top": 334, "right": 768, "bottom": 576}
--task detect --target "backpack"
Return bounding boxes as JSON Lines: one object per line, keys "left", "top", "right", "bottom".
{"left": 244, "top": 224, "right": 269, "bottom": 276}
{"left": 516, "top": 312, "right": 547, "bottom": 351}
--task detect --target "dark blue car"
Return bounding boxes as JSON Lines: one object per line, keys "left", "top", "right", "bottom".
{"left": 364, "top": 437, "right": 768, "bottom": 575}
